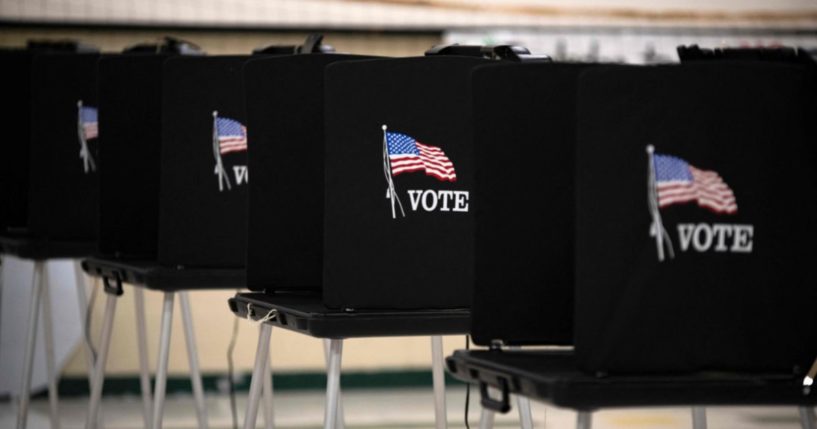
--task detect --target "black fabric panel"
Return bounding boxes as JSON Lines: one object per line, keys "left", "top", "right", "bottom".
{"left": 159, "top": 56, "right": 251, "bottom": 268}
{"left": 97, "top": 55, "right": 168, "bottom": 258}
{"left": 323, "top": 56, "right": 487, "bottom": 309}
{"left": 575, "top": 63, "right": 817, "bottom": 374}
{"left": 470, "top": 63, "right": 588, "bottom": 347}
{"left": 244, "top": 54, "right": 375, "bottom": 292}
{"left": 0, "top": 49, "right": 32, "bottom": 232}
{"left": 28, "top": 53, "right": 101, "bottom": 241}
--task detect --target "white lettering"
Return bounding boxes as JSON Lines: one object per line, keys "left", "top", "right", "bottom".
{"left": 692, "top": 223, "right": 713, "bottom": 252}
{"left": 233, "top": 166, "right": 249, "bottom": 185}
{"left": 731, "top": 225, "right": 754, "bottom": 253}
{"left": 421, "top": 190, "right": 438, "bottom": 211}
{"left": 407, "top": 190, "right": 423, "bottom": 211}
{"left": 438, "top": 190, "right": 454, "bottom": 211}
{"left": 711, "top": 224, "right": 732, "bottom": 252}
{"left": 677, "top": 224, "right": 695, "bottom": 251}
{"left": 404, "top": 190, "right": 470, "bottom": 213}
{"left": 453, "top": 191, "right": 469, "bottom": 212}
{"left": 675, "top": 223, "right": 753, "bottom": 254}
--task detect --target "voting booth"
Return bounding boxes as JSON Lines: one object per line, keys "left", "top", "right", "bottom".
{"left": 446, "top": 54, "right": 817, "bottom": 429}
{"left": 322, "top": 55, "right": 488, "bottom": 310}
{"left": 0, "top": 43, "right": 103, "bottom": 429}
{"left": 231, "top": 47, "right": 548, "bottom": 429}
{"left": 0, "top": 49, "right": 33, "bottom": 234}
{"left": 575, "top": 62, "right": 817, "bottom": 374}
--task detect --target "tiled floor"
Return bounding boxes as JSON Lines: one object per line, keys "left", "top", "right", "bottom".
{"left": 0, "top": 387, "right": 809, "bottom": 428}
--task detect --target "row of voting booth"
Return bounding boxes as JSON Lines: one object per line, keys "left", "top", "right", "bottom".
{"left": 1, "top": 35, "right": 816, "bottom": 429}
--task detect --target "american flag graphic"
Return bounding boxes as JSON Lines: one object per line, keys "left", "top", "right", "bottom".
{"left": 215, "top": 117, "right": 248, "bottom": 155}
{"left": 654, "top": 153, "right": 737, "bottom": 214}
{"left": 386, "top": 131, "right": 456, "bottom": 182}
{"left": 80, "top": 106, "right": 98, "bottom": 140}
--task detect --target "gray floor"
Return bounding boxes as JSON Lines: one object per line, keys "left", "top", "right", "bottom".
{"left": 0, "top": 386, "right": 809, "bottom": 428}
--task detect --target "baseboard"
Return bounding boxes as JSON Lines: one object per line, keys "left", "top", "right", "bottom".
{"left": 49, "top": 369, "right": 465, "bottom": 397}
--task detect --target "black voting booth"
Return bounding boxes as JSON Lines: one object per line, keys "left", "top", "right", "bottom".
{"left": 0, "top": 50, "right": 101, "bottom": 258}
{"left": 229, "top": 47, "right": 546, "bottom": 429}
{"left": 446, "top": 55, "right": 817, "bottom": 425}
{"left": 0, "top": 43, "right": 104, "bottom": 429}
{"left": 0, "top": 49, "right": 32, "bottom": 235}
{"left": 80, "top": 45, "right": 260, "bottom": 429}
{"left": 84, "top": 53, "right": 250, "bottom": 289}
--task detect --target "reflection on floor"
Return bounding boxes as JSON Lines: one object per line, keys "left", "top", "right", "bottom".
{"left": 0, "top": 386, "right": 807, "bottom": 428}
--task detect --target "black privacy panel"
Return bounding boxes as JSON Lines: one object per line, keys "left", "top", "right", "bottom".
{"left": 244, "top": 54, "right": 375, "bottom": 292}
{"left": 324, "top": 56, "right": 488, "bottom": 309}
{"left": 470, "top": 62, "right": 589, "bottom": 347}
{"left": 98, "top": 54, "right": 169, "bottom": 258}
{"left": 0, "top": 49, "right": 32, "bottom": 232}
{"left": 575, "top": 63, "right": 817, "bottom": 374}
{"left": 28, "top": 53, "right": 101, "bottom": 241}
{"left": 159, "top": 56, "right": 251, "bottom": 268}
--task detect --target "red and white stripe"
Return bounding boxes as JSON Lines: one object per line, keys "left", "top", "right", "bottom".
{"left": 83, "top": 122, "right": 98, "bottom": 140}
{"left": 219, "top": 126, "right": 247, "bottom": 155}
{"left": 656, "top": 166, "right": 737, "bottom": 214}
{"left": 389, "top": 142, "right": 456, "bottom": 182}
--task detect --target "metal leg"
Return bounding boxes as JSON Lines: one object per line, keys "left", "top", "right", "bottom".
{"left": 17, "top": 261, "right": 44, "bottom": 429}
{"left": 323, "top": 339, "right": 343, "bottom": 429}
{"left": 478, "top": 407, "right": 495, "bottom": 429}
{"left": 800, "top": 406, "right": 816, "bottom": 429}
{"left": 243, "top": 324, "right": 272, "bottom": 429}
{"left": 85, "top": 293, "right": 118, "bottom": 429}
{"left": 430, "top": 336, "right": 447, "bottom": 429}
{"left": 41, "top": 265, "right": 61, "bottom": 429}
{"left": 322, "top": 339, "right": 345, "bottom": 429}
{"left": 180, "top": 292, "right": 208, "bottom": 429}
{"left": 577, "top": 411, "right": 593, "bottom": 429}
{"left": 73, "top": 261, "right": 95, "bottom": 387}
{"left": 134, "top": 288, "right": 153, "bottom": 429}
{"left": 507, "top": 346, "right": 533, "bottom": 429}
{"left": 516, "top": 395, "right": 533, "bottom": 429}
{"left": 152, "top": 292, "right": 175, "bottom": 429}
{"left": 0, "top": 256, "right": 4, "bottom": 336}
{"left": 692, "top": 407, "right": 707, "bottom": 429}
{"left": 262, "top": 353, "right": 274, "bottom": 429}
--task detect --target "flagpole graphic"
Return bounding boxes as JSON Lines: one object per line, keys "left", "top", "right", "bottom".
{"left": 213, "top": 110, "right": 231, "bottom": 192}
{"left": 647, "top": 145, "right": 674, "bottom": 262}
{"left": 77, "top": 100, "right": 97, "bottom": 173}
{"left": 382, "top": 125, "right": 405, "bottom": 219}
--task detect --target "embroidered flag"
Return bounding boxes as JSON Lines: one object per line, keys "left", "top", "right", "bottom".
{"left": 80, "top": 106, "right": 98, "bottom": 140}
{"left": 215, "top": 117, "right": 248, "bottom": 155}
{"left": 654, "top": 153, "right": 737, "bottom": 214}
{"left": 386, "top": 131, "right": 456, "bottom": 182}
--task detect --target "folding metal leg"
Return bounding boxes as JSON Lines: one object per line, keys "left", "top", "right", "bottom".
{"left": 692, "top": 407, "right": 707, "bottom": 429}
{"left": 430, "top": 336, "right": 448, "bottom": 429}
{"left": 478, "top": 407, "right": 495, "bottom": 429}
{"left": 262, "top": 354, "right": 274, "bottom": 429}
{"left": 41, "top": 266, "right": 61, "bottom": 429}
{"left": 17, "top": 261, "right": 44, "bottom": 429}
{"left": 800, "top": 406, "right": 816, "bottom": 429}
{"left": 86, "top": 292, "right": 118, "bottom": 429}
{"left": 515, "top": 396, "right": 533, "bottom": 429}
{"left": 243, "top": 324, "right": 272, "bottom": 429}
{"left": 180, "top": 292, "right": 208, "bottom": 429}
{"left": 576, "top": 411, "right": 593, "bottom": 429}
{"left": 507, "top": 346, "right": 533, "bottom": 429}
{"left": 134, "top": 288, "right": 153, "bottom": 429}
{"left": 323, "top": 339, "right": 343, "bottom": 429}
{"left": 73, "top": 261, "right": 95, "bottom": 386}
{"left": 0, "top": 256, "right": 4, "bottom": 333}
{"left": 322, "top": 339, "right": 345, "bottom": 429}
{"left": 152, "top": 292, "right": 175, "bottom": 429}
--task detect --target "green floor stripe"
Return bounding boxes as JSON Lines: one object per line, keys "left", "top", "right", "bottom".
{"left": 53, "top": 370, "right": 466, "bottom": 397}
